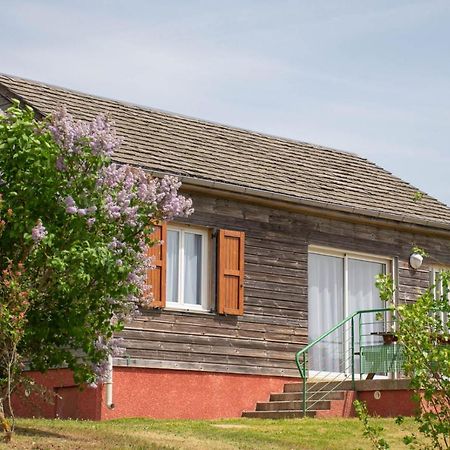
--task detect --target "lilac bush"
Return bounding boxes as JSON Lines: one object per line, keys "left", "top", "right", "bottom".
{"left": 0, "top": 101, "right": 193, "bottom": 398}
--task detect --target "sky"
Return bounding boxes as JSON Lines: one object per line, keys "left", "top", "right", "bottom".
{"left": 1, "top": 0, "right": 450, "bottom": 205}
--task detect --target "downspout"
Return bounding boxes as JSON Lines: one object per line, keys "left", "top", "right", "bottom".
{"left": 392, "top": 256, "right": 400, "bottom": 380}
{"left": 105, "top": 355, "right": 115, "bottom": 409}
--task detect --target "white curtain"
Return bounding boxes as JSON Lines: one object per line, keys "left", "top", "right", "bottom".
{"left": 348, "top": 259, "right": 384, "bottom": 352}
{"left": 167, "top": 230, "right": 179, "bottom": 302}
{"left": 183, "top": 233, "right": 202, "bottom": 305}
{"left": 308, "top": 254, "right": 385, "bottom": 374}
{"left": 308, "top": 253, "right": 344, "bottom": 373}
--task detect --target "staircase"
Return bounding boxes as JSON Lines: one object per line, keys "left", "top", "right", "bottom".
{"left": 243, "top": 308, "right": 401, "bottom": 419}
{"left": 242, "top": 380, "right": 356, "bottom": 419}
{"left": 243, "top": 308, "right": 416, "bottom": 419}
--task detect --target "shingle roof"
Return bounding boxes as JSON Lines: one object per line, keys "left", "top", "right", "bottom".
{"left": 1, "top": 73, "right": 450, "bottom": 229}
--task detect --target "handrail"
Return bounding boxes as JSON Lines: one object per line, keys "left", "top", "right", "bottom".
{"left": 295, "top": 308, "right": 391, "bottom": 375}
{"left": 295, "top": 307, "right": 392, "bottom": 417}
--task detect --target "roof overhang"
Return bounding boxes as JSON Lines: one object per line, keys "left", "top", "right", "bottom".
{"left": 168, "top": 173, "right": 450, "bottom": 239}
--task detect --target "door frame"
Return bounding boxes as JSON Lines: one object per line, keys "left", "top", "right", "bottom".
{"left": 308, "top": 245, "right": 394, "bottom": 376}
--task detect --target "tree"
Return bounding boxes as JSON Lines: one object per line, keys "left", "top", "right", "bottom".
{"left": 356, "top": 271, "right": 450, "bottom": 449}
{"left": 393, "top": 273, "right": 450, "bottom": 449}
{"left": 0, "top": 102, "right": 193, "bottom": 440}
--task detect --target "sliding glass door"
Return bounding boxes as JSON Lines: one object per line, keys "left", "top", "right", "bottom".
{"left": 308, "top": 249, "right": 388, "bottom": 374}
{"left": 308, "top": 253, "right": 344, "bottom": 373}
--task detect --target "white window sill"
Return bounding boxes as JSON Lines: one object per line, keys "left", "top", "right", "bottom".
{"left": 165, "top": 303, "right": 213, "bottom": 314}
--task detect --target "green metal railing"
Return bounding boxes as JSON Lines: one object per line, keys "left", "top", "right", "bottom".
{"left": 295, "top": 308, "right": 392, "bottom": 417}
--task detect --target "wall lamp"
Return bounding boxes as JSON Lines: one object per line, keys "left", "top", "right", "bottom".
{"left": 409, "top": 252, "right": 424, "bottom": 270}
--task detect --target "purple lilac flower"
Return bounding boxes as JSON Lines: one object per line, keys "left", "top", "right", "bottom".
{"left": 97, "top": 165, "right": 193, "bottom": 227}
{"left": 64, "top": 196, "right": 78, "bottom": 214}
{"left": 127, "top": 271, "right": 141, "bottom": 285}
{"left": 65, "top": 196, "right": 75, "bottom": 207}
{"left": 47, "top": 106, "right": 121, "bottom": 157}
{"left": 47, "top": 106, "right": 88, "bottom": 154}
{"left": 108, "top": 238, "right": 125, "bottom": 251}
{"left": 90, "top": 337, "right": 126, "bottom": 384}
{"left": 49, "top": 107, "right": 192, "bottom": 224}
{"left": 91, "top": 359, "right": 110, "bottom": 384}
{"left": 88, "top": 114, "right": 122, "bottom": 156}
{"left": 55, "top": 156, "right": 66, "bottom": 172}
{"left": 109, "top": 337, "right": 126, "bottom": 357}
{"left": 31, "top": 219, "right": 47, "bottom": 243}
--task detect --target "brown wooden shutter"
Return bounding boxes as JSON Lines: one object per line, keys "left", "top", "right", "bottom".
{"left": 217, "top": 229, "right": 245, "bottom": 315}
{"left": 147, "top": 223, "right": 167, "bottom": 308}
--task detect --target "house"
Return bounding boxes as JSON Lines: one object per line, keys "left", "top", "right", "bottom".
{"left": 1, "top": 74, "right": 449, "bottom": 420}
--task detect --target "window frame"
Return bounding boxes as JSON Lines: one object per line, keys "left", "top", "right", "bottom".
{"left": 309, "top": 245, "right": 392, "bottom": 267}
{"left": 165, "top": 224, "right": 211, "bottom": 312}
{"left": 308, "top": 246, "right": 393, "bottom": 317}
{"left": 430, "top": 266, "right": 450, "bottom": 329}
{"left": 308, "top": 245, "right": 393, "bottom": 318}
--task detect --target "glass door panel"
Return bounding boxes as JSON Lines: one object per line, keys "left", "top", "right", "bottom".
{"left": 347, "top": 258, "right": 385, "bottom": 373}
{"left": 308, "top": 253, "right": 344, "bottom": 373}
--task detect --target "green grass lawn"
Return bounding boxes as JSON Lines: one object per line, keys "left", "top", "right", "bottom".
{"left": 0, "top": 417, "right": 425, "bottom": 450}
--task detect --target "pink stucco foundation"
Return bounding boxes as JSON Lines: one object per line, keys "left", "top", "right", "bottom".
{"left": 357, "top": 390, "right": 418, "bottom": 417}
{"left": 13, "top": 368, "right": 419, "bottom": 420}
{"left": 101, "top": 368, "right": 294, "bottom": 420}
{"left": 13, "top": 367, "right": 293, "bottom": 420}
{"left": 12, "top": 369, "right": 102, "bottom": 420}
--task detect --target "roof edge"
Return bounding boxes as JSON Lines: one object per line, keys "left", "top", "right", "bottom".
{"left": 168, "top": 173, "right": 450, "bottom": 232}
{"left": 0, "top": 81, "right": 45, "bottom": 119}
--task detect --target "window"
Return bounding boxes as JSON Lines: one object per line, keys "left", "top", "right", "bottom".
{"left": 166, "top": 225, "right": 210, "bottom": 311}
{"left": 147, "top": 223, "right": 245, "bottom": 316}
{"left": 430, "top": 267, "right": 450, "bottom": 331}
{"left": 308, "top": 246, "right": 391, "bottom": 373}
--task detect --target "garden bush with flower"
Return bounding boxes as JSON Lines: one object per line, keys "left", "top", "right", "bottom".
{"left": 0, "top": 101, "right": 192, "bottom": 439}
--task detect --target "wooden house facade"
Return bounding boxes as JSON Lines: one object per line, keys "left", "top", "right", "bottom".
{"left": 1, "top": 74, "right": 450, "bottom": 420}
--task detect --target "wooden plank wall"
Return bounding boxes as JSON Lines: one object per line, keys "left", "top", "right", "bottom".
{"left": 0, "top": 94, "right": 10, "bottom": 111}
{"left": 117, "top": 192, "right": 450, "bottom": 377}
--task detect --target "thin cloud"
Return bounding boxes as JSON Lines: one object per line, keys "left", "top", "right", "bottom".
{"left": 1, "top": 0, "right": 449, "bottom": 205}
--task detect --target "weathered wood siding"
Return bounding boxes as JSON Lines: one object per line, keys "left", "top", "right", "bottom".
{"left": 117, "top": 192, "right": 450, "bottom": 377}
{"left": 0, "top": 94, "right": 10, "bottom": 111}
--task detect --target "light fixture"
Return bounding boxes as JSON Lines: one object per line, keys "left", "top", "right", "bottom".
{"left": 409, "top": 252, "right": 423, "bottom": 270}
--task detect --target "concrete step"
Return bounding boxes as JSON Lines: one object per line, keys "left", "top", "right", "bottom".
{"left": 242, "top": 410, "right": 316, "bottom": 419}
{"left": 242, "top": 379, "right": 356, "bottom": 419}
{"left": 270, "top": 390, "right": 345, "bottom": 402}
{"left": 256, "top": 400, "right": 330, "bottom": 411}
{"left": 283, "top": 380, "right": 354, "bottom": 393}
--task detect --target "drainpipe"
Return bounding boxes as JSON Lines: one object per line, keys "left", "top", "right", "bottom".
{"left": 392, "top": 256, "right": 400, "bottom": 381}
{"left": 105, "top": 355, "right": 115, "bottom": 409}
